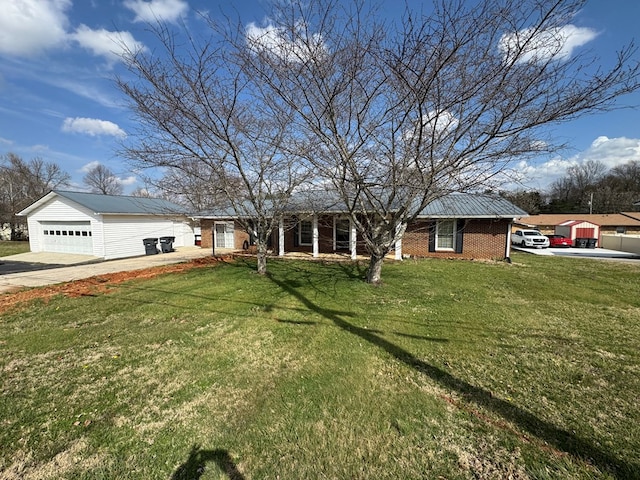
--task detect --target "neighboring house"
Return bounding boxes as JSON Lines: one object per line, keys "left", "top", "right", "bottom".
{"left": 18, "top": 191, "right": 195, "bottom": 260}
{"left": 516, "top": 213, "right": 640, "bottom": 236}
{"left": 195, "top": 193, "right": 527, "bottom": 261}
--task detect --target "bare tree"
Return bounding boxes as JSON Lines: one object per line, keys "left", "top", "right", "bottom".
{"left": 83, "top": 164, "right": 124, "bottom": 195}
{"left": 136, "top": 161, "right": 243, "bottom": 213}
{"left": 0, "top": 153, "right": 71, "bottom": 239}
{"left": 116, "top": 22, "right": 312, "bottom": 275}
{"left": 117, "top": 0, "right": 639, "bottom": 282}
{"left": 241, "top": 0, "right": 639, "bottom": 282}
{"left": 549, "top": 159, "right": 640, "bottom": 213}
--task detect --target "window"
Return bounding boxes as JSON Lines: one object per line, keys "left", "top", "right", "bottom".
{"left": 299, "top": 220, "right": 313, "bottom": 245}
{"left": 436, "top": 220, "right": 455, "bottom": 251}
{"left": 616, "top": 226, "right": 626, "bottom": 234}
{"left": 335, "top": 218, "right": 350, "bottom": 250}
{"left": 43, "top": 230, "right": 49, "bottom": 235}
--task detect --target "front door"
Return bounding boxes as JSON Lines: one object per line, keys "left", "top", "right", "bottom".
{"left": 215, "top": 222, "right": 235, "bottom": 249}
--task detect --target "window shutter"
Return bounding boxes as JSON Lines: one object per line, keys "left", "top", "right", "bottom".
{"left": 293, "top": 218, "right": 299, "bottom": 247}
{"left": 428, "top": 222, "right": 436, "bottom": 252}
{"left": 455, "top": 219, "right": 464, "bottom": 254}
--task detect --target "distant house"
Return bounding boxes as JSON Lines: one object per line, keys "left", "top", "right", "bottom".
{"left": 18, "top": 191, "right": 195, "bottom": 260}
{"left": 515, "top": 213, "right": 640, "bottom": 237}
{"left": 194, "top": 193, "right": 527, "bottom": 261}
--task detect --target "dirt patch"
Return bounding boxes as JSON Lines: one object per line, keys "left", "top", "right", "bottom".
{"left": 0, "top": 255, "right": 231, "bottom": 315}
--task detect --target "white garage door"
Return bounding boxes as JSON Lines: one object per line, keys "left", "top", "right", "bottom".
{"left": 41, "top": 221, "right": 93, "bottom": 255}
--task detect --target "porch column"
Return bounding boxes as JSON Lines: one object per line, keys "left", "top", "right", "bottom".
{"left": 351, "top": 221, "right": 357, "bottom": 260}
{"left": 395, "top": 222, "right": 404, "bottom": 260}
{"left": 279, "top": 218, "right": 285, "bottom": 257}
{"left": 312, "top": 214, "right": 319, "bottom": 258}
{"left": 396, "top": 222, "right": 408, "bottom": 260}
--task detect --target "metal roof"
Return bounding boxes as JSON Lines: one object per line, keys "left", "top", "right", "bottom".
{"left": 193, "top": 192, "right": 526, "bottom": 219}
{"left": 417, "top": 193, "right": 528, "bottom": 218}
{"left": 19, "top": 190, "right": 188, "bottom": 216}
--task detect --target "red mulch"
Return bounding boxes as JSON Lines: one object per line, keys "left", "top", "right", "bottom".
{"left": 0, "top": 255, "right": 230, "bottom": 314}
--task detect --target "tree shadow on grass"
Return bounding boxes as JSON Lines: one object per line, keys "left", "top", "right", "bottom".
{"left": 266, "top": 273, "right": 638, "bottom": 479}
{"left": 171, "top": 445, "right": 244, "bottom": 480}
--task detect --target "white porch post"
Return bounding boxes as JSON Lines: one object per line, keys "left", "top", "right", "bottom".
{"left": 279, "top": 218, "right": 285, "bottom": 257}
{"left": 395, "top": 222, "right": 404, "bottom": 260}
{"left": 350, "top": 220, "right": 357, "bottom": 260}
{"left": 312, "top": 214, "right": 319, "bottom": 258}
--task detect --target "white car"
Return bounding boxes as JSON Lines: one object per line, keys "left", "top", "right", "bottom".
{"left": 512, "top": 229, "right": 550, "bottom": 248}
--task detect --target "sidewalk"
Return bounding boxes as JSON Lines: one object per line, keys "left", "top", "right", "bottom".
{"left": 0, "top": 247, "right": 212, "bottom": 293}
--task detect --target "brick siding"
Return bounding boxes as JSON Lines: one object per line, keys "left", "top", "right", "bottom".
{"left": 402, "top": 219, "right": 509, "bottom": 260}
{"left": 201, "top": 217, "right": 510, "bottom": 260}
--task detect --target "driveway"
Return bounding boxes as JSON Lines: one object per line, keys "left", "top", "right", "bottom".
{"left": 0, "top": 247, "right": 213, "bottom": 293}
{"left": 512, "top": 245, "right": 640, "bottom": 260}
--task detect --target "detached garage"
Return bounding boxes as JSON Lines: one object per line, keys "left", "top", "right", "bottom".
{"left": 555, "top": 220, "right": 600, "bottom": 247}
{"left": 19, "top": 191, "right": 196, "bottom": 260}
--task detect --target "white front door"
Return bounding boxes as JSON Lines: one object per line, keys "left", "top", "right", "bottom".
{"left": 215, "top": 222, "right": 235, "bottom": 249}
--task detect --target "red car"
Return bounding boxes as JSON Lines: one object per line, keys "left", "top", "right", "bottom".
{"left": 546, "top": 234, "right": 572, "bottom": 247}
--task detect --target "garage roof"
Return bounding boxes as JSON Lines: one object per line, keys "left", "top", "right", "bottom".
{"left": 517, "top": 213, "right": 640, "bottom": 227}
{"left": 18, "top": 190, "right": 188, "bottom": 216}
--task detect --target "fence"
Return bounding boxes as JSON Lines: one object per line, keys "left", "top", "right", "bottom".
{"left": 600, "top": 234, "right": 640, "bottom": 255}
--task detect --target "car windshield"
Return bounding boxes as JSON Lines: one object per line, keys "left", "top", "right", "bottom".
{"left": 524, "top": 231, "right": 542, "bottom": 236}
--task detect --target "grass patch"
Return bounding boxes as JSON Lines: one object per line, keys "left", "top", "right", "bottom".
{"left": 1, "top": 254, "right": 639, "bottom": 479}
{"left": 0, "top": 240, "right": 30, "bottom": 257}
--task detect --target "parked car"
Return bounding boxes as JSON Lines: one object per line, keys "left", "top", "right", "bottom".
{"left": 546, "top": 234, "right": 572, "bottom": 247}
{"left": 512, "top": 229, "right": 550, "bottom": 248}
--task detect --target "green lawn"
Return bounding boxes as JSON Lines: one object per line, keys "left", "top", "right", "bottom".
{"left": 0, "top": 240, "right": 30, "bottom": 257}
{"left": 1, "top": 254, "right": 639, "bottom": 479}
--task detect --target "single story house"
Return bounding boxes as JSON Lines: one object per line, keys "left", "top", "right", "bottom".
{"left": 515, "top": 213, "right": 640, "bottom": 239}
{"left": 18, "top": 190, "right": 195, "bottom": 260}
{"left": 195, "top": 193, "right": 527, "bottom": 261}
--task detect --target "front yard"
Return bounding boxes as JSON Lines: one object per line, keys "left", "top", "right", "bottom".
{"left": 1, "top": 254, "right": 639, "bottom": 479}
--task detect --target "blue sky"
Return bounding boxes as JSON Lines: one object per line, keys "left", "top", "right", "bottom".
{"left": 1, "top": 0, "right": 639, "bottom": 194}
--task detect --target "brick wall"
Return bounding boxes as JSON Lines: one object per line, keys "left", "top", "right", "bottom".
{"left": 402, "top": 219, "right": 509, "bottom": 260}
{"left": 199, "top": 219, "right": 250, "bottom": 251}
{"left": 200, "top": 217, "right": 510, "bottom": 260}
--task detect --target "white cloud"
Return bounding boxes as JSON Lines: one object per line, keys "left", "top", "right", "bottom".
{"left": 404, "top": 110, "right": 459, "bottom": 142}
{"left": 62, "top": 117, "right": 126, "bottom": 137}
{"left": 500, "top": 24, "right": 598, "bottom": 64}
{"left": 80, "top": 160, "right": 101, "bottom": 173}
{"left": 246, "top": 21, "right": 326, "bottom": 63}
{"left": 71, "top": 25, "right": 147, "bottom": 63}
{"left": 124, "top": 0, "right": 189, "bottom": 24}
{"left": 0, "top": 0, "right": 71, "bottom": 56}
{"left": 120, "top": 176, "right": 138, "bottom": 186}
{"left": 519, "top": 136, "right": 640, "bottom": 189}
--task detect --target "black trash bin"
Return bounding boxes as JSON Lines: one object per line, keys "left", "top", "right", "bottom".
{"left": 143, "top": 238, "right": 159, "bottom": 255}
{"left": 574, "top": 238, "right": 588, "bottom": 248}
{"left": 586, "top": 238, "right": 597, "bottom": 248}
{"left": 159, "top": 236, "right": 175, "bottom": 253}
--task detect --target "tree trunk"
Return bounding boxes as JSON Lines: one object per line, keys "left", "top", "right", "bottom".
{"left": 366, "top": 253, "right": 385, "bottom": 284}
{"left": 256, "top": 241, "right": 268, "bottom": 275}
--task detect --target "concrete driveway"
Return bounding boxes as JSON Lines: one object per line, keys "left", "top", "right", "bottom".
{"left": 512, "top": 245, "right": 640, "bottom": 260}
{"left": 0, "top": 247, "right": 213, "bottom": 293}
